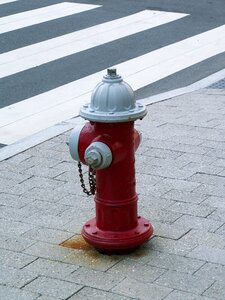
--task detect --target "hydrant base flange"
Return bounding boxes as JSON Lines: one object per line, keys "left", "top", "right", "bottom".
{"left": 81, "top": 216, "right": 153, "bottom": 253}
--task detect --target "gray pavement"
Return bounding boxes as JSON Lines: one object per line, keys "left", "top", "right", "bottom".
{"left": 0, "top": 88, "right": 225, "bottom": 299}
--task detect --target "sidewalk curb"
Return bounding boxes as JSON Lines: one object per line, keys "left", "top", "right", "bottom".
{"left": 1, "top": 68, "right": 225, "bottom": 162}
{"left": 0, "top": 118, "right": 85, "bottom": 162}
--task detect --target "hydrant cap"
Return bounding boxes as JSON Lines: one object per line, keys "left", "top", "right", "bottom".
{"left": 80, "top": 69, "right": 147, "bottom": 122}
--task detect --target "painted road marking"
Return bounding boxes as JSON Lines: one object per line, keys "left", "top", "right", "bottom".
{"left": 1, "top": 19, "right": 225, "bottom": 144}
{"left": 0, "top": 10, "right": 187, "bottom": 78}
{"left": 0, "top": 2, "right": 101, "bottom": 34}
{"left": 0, "top": 0, "right": 18, "bottom": 4}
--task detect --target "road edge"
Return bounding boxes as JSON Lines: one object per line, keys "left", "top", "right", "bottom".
{"left": 1, "top": 68, "right": 225, "bottom": 162}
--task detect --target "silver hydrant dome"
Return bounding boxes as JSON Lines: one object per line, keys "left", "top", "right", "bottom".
{"left": 80, "top": 69, "right": 147, "bottom": 122}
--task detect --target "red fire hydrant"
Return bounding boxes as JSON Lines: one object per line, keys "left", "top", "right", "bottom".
{"left": 68, "top": 69, "right": 153, "bottom": 253}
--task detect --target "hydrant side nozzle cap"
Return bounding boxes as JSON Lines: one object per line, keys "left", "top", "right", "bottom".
{"left": 84, "top": 142, "right": 112, "bottom": 170}
{"left": 80, "top": 69, "right": 147, "bottom": 122}
{"left": 68, "top": 124, "right": 84, "bottom": 161}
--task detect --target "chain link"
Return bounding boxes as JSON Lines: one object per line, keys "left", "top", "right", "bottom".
{"left": 77, "top": 161, "right": 96, "bottom": 196}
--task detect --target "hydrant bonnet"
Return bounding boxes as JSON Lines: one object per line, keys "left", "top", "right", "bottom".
{"left": 80, "top": 69, "right": 147, "bottom": 122}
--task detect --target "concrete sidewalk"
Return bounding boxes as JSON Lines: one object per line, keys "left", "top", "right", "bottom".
{"left": 0, "top": 88, "right": 225, "bottom": 300}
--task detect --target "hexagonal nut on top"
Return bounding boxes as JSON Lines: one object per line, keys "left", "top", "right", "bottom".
{"left": 80, "top": 69, "right": 147, "bottom": 123}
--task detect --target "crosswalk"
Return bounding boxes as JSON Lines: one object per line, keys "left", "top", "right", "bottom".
{"left": 1, "top": 1, "right": 225, "bottom": 146}
{"left": 0, "top": 10, "right": 187, "bottom": 77}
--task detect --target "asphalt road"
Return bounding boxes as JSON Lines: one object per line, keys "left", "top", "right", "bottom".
{"left": 1, "top": 0, "right": 225, "bottom": 107}
{"left": 0, "top": 0, "right": 225, "bottom": 145}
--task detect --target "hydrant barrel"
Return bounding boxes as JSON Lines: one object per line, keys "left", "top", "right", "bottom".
{"left": 94, "top": 123, "right": 138, "bottom": 231}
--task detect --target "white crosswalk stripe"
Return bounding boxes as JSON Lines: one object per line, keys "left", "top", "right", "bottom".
{"left": 0, "top": 0, "right": 18, "bottom": 4}
{"left": 0, "top": 1, "right": 225, "bottom": 145}
{"left": 0, "top": 2, "right": 100, "bottom": 34}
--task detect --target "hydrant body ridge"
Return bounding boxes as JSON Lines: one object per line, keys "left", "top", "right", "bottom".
{"left": 68, "top": 69, "right": 153, "bottom": 253}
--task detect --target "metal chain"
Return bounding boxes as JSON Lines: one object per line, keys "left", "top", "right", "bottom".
{"left": 77, "top": 161, "right": 96, "bottom": 196}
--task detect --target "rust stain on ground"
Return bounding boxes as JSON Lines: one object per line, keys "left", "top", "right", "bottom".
{"left": 60, "top": 235, "right": 113, "bottom": 262}
{"left": 60, "top": 235, "right": 93, "bottom": 251}
{"left": 60, "top": 235, "right": 149, "bottom": 259}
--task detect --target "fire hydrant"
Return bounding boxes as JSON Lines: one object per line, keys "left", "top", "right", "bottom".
{"left": 68, "top": 69, "right": 153, "bottom": 253}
